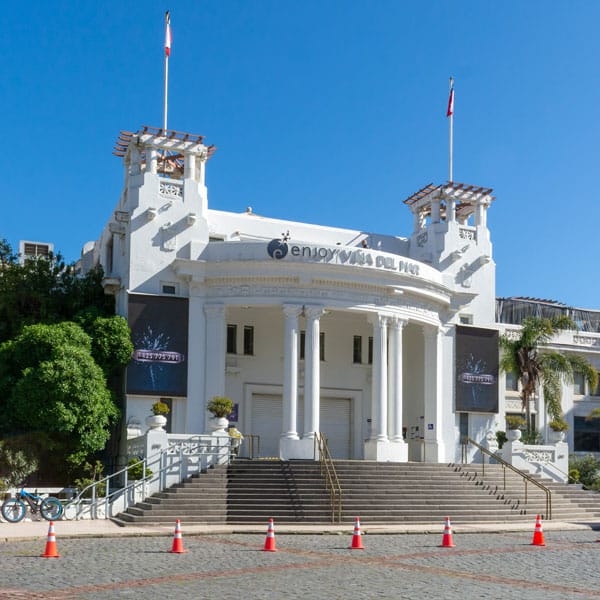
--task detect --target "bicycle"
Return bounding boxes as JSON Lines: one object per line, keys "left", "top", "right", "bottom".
{"left": 1, "top": 487, "right": 64, "bottom": 523}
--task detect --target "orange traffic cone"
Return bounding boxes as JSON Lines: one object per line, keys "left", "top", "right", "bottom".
{"left": 41, "top": 521, "right": 60, "bottom": 558}
{"left": 349, "top": 516, "right": 365, "bottom": 550}
{"left": 263, "top": 518, "right": 277, "bottom": 552}
{"left": 169, "top": 519, "right": 187, "bottom": 553}
{"left": 531, "top": 515, "right": 546, "bottom": 546}
{"left": 439, "top": 516, "right": 455, "bottom": 548}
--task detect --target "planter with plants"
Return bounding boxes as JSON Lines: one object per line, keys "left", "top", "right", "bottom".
{"left": 548, "top": 418, "right": 569, "bottom": 442}
{"left": 505, "top": 415, "right": 526, "bottom": 441}
{"left": 145, "top": 401, "right": 170, "bottom": 430}
{"left": 206, "top": 396, "right": 234, "bottom": 432}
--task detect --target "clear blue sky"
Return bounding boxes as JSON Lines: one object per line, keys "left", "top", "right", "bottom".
{"left": 4, "top": 1, "right": 599, "bottom": 308}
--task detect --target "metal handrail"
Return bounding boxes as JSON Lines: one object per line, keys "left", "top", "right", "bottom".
{"left": 245, "top": 434, "right": 261, "bottom": 458}
{"left": 314, "top": 432, "right": 342, "bottom": 523}
{"left": 461, "top": 437, "right": 552, "bottom": 520}
{"left": 65, "top": 436, "right": 234, "bottom": 519}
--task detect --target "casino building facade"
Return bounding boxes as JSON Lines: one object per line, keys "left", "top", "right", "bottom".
{"left": 82, "top": 126, "right": 600, "bottom": 464}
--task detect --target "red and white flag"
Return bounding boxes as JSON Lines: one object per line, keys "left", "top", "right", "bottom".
{"left": 446, "top": 80, "right": 454, "bottom": 117}
{"left": 165, "top": 11, "right": 172, "bottom": 57}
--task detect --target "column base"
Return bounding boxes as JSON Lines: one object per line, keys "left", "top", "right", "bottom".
{"left": 423, "top": 439, "right": 445, "bottom": 463}
{"left": 363, "top": 439, "right": 408, "bottom": 462}
{"left": 280, "top": 437, "right": 316, "bottom": 460}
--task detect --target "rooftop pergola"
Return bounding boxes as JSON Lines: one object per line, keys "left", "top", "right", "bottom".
{"left": 403, "top": 181, "right": 495, "bottom": 220}
{"left": 113, "top": 126, "right": 217, "bottom": 177}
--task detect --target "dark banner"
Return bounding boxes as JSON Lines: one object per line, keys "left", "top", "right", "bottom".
{"left": 455, "top": 325, "right": 499, "bottom": 413}
{"left": 127, "top": 294, "right": 189, "bottom": 396}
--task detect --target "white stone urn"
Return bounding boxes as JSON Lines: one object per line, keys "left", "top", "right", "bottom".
{"left": 145, "top": 414, "right": 167, "bottom": 430}
{"left": 209, "top": 416, "right": 229, "bottom": 433}
{"left": 506, "top": 429, "right": 522, "bottom": 442}
{"left": 549, "top": 430, "right": 566, "bottom": 443}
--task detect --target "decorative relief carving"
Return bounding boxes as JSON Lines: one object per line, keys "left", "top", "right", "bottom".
{"left": 522, "top": 449, "right": 554, "bottom": 463}
{"left": 416, "top": 231, "right": 428, "bottom": 247}
{"left": 573, "top": 335, "right": 600, "bottom": 347}
{"left": 159, "top": 181, "right": 183, "bottom": 199}
{"left": 459, "top": 227, "right": 477, "bottom": 241}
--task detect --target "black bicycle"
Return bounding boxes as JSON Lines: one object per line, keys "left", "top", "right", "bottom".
{"left": 1, "top": 487, "right": 64, "bottom": 523}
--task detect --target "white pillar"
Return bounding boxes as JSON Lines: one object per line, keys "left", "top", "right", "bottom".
{"left": 431, "top": 199, "right": 441, "bottom": 224}
{"left": 446, "top": 198, "right": 456, "bottom": 222}
{"left": 187, "top": 292, "right": 206, "bottom": 433}
{"left": 204, "top": 305, "right": 226, "bottom": 415}
{"left": 423, "top": 325, "right": 444, "bottom": 462}
{"left": 184, "top": 152, "right": 195, "bottom": 180}
{"left": 147, "top": 147, "right": 158, "bottom": 175}
{"left": 389, "top": 318, "right": 407, "bottom": 443}
{"left": 370, "top": 314, "right": 389, "bottom": 442}
{"left": 303, "top": 306, "right": 324, "bottom": 439}
{"left": 282, "top": 304, "right": 302, "bottom": 441}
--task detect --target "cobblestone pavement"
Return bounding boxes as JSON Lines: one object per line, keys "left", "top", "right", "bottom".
{"left": 1, "top": 529, "right": 600, "bottom": 599}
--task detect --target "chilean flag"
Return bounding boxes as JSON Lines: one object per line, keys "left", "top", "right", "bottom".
{"left": 446, "top": 80, "right": 454, "bottom": 117}
{"left": 165, "top": 11, "right": 172, "bottom": 57}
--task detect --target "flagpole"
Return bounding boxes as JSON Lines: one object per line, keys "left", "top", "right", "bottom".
{"left": 163, "top": 11, "right": 171, "bottom": 132}
{"left": 448, "top": 76, "right": 454, "bottom": 183}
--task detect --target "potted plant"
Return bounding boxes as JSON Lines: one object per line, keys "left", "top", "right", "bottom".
{"left": 505, "top": 415, "right": 525, "bottom": 442}
{"left": 207, "top": 396, "right": 234, "bottom": 432}
{"left": 548, "top": 418, "right": 569, "bottom": 442}
{"left": 145, "top": 401, "right": 170, "bottom": 430}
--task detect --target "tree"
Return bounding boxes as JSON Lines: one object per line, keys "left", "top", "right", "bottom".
{"left": 0, "top": 238, "right": 113, "bottom": 344}
{"left": 0, "top": 322, "right": 124, "bottom": 478}
{"left": 499, "top": 316, "right": 598, "bottom": 431}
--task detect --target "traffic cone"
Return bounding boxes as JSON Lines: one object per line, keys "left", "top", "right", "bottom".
{"left": 41, "top": 521, "right": 60, "bottom": 558}
{"left": 531, "top": 514, "right": 546, "bottom": 546}
{"left": 439, "top": 516, "right": 456, "bottom": 548}
{"left": 263, "top": 518, "right": 277, "bottom": 552}
{"left": 349, "top": 516, "right": 365, "bottom": 550}
{"left": 169, "top": 519, "right": 187, "bottom": 553}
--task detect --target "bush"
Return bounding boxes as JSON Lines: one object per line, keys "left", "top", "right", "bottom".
{"left": 548, "top": 419, "right": 569, "bottom": 432}
{"left": 569, "top": 455, "right": 600, "bottom": 490}
{"left": 496, "top": 431, "right": 507, "bottom": 449}
{"left": 151, "top": 401, "right": 170, "bottom": 416}
{"left": 521, "top": 429, "right": 543, "bottom": 445}
{"left": 505, "top": 415, "right": 526, "bottom": 430}
{"left": 207, "top": 396, "right": 234, "bottom": 418}
{"left": 0, "top": 440, "right": 39, "bottom": 488}
{"left": 127, "top": 458, "right": 152, "bottom": 480}
{"left": 73, "top": 460, "right": 106, "bottom": 498}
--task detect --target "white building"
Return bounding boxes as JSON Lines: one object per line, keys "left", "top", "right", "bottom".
{"left": 82, "top": 126, "right": 600, "bottom": 464}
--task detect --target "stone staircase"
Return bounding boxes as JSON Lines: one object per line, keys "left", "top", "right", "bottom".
{"left": 113, "top": 459, "right": 600, "bottom": 525}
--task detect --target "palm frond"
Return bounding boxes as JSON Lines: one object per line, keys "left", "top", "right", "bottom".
{"left": 568, "top": 355, "right": 599, "bottom": 392}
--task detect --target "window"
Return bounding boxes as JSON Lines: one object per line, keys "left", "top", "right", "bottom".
{"left": 574, "top": 416, "right": 600, "bottom": 452}
{"left": 368, "top": 336, "right": 373, "bottom": 364}
{"left": 243, "top": 326, "right": 254, "bottom": 356}
{"left": 299, "top": 331, "right": 325, "bottom": 361}
{"left": 209, "top": 236, "right": 225, "bottom": 242}
{"left": 160, "top": 398, "right": 173, "bottom": 434}
{"left": 459, "top": 314, "right": 473, "bottom": 325}
{"left": 162, "top": 284, "right": 176, "bottom": 295}
{"left": 458, "top": 412, "right": 469, "bottom": 442}
{"left": 505, "top": 371, "right": 519, "bottom": 392}
{"left": 574, "top": 372, "right": 585, "bottom": 395}
{"left": 227, "top": 324, "right": 237, "bottom": 354}
{"left": 353, "top": 336, "right": 362, "bottom": 364}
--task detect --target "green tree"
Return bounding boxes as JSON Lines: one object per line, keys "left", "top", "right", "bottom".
{"left": 0, "top": 322, "right": 121, "bottom": 477}
{"left": 499, "top": 316, "right": 598, "bottom": 431}
{"left": 0, "top": 239, "right": 113, "bottom": 344}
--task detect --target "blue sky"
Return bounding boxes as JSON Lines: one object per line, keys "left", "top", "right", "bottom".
{"left": 3, "top": 1, "right": 599, "bottom": 308}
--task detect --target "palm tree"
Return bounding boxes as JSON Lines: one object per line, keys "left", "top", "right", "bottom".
{"left": 499, "top": 316, "right": 598, "bottom": 432}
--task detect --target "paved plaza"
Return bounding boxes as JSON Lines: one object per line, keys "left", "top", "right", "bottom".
{"left": 1, "top": 525, "right": 600, "bottom": 599}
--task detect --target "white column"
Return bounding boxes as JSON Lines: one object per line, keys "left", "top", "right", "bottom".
{"left": 423, "top": 324, "right": 444, "bottom": 462}
{"left": 431, "top": 199, "right": 441, "bottom": 224}
{"left": 187, "top": 291, "right": 206, "bottom": 434}
{"left": 388, "top": 318, "right": 407, "bottom": 443}
{"left": 370, "top": 314, "right": 389, "bottom": 442}
{"left": 204, "top": 304, "right": 226, "bottom": 411}
{"left": 184, "top": 152, "right": 195, "bottom": 180}
{"left": 446, "top": 198, "right": 456, "bottom": 222}
{"left": 147, "top": 147, "right": 158, "bottom": 175}
{"left": 303, "top": 306, "right": 324, "bottom": 439}
{"left": 282, "top": 304, "right": 302, "bottom": 440}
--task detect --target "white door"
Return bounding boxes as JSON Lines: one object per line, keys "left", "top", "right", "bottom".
{"left": 250, "top": 394, "right": 352, "bottom": 459}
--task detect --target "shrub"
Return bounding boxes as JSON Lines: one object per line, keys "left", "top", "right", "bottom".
{"left": 127, "top": 458, "right": 152, "bottom": 480}
{"left": 207, "top": 396, "right": 234, "bottom": 418}
{"left": 73, "top": 460, "right": 106, "bottom": 498}
{"left": 569, "top": 455, "right": 600, "bottom": 490}
{"left": 505, "top": 415, "right": 526, "bottom": 430}
{"left": 496, "top": 431, "right": 507, "bottom": 449}
{"left": 548, "top": 419, "right": 569, "bottom": 432}
{"left": 151, "top": 401, "right": 170, "bottom": 416}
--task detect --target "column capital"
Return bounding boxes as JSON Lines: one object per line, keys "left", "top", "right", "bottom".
{"left": 423, "top": 324, "right": 440, "bottom": 339}
{"left": 304, "top": 306, "right": 325, "bottom": 320}
{"left": 368, "top": 312, "right": 389, "bottom": 327}
{"left": 283, "top": 304, "right": 303, "bottom": 319}
{"left": 389, "top": 317, "right": 408, "bottom": 330}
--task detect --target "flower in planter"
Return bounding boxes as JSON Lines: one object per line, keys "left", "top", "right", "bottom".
{"left": 505, "top": 415, "right": 526, "bottom": 430}
{"left": 151, "top": 401, "right": 170, "bottom": 416}
{"left": 207, "top": 396, "right": 234, "bottom": 418}
{"left": 548, "top": 419, "right": 569, "bottom": 432}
